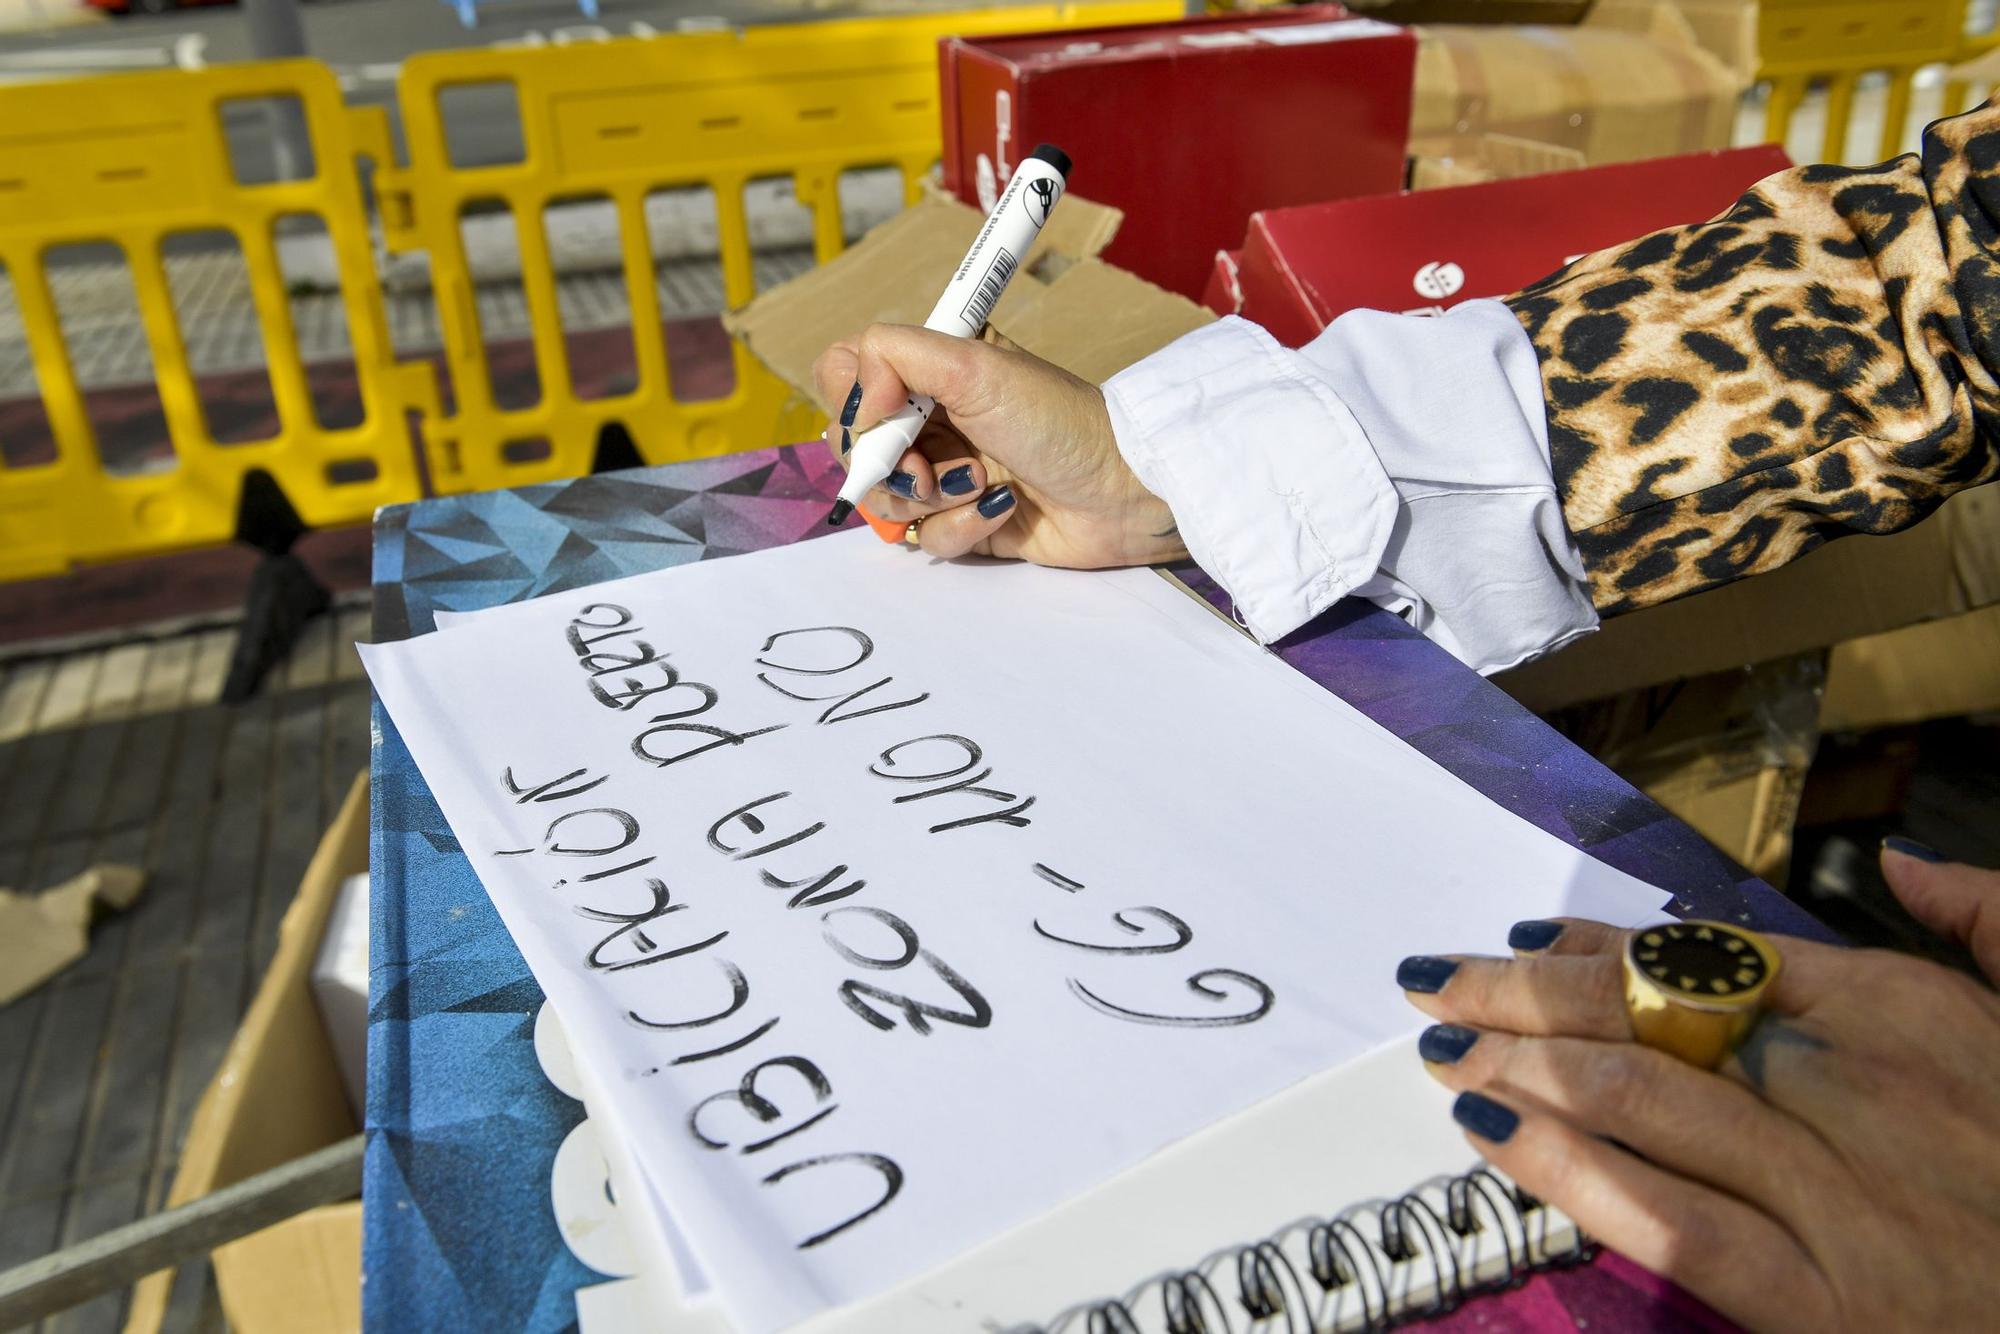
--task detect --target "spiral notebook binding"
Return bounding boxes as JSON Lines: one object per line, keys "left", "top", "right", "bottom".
{"left": 1035, "top": 1168, "right": 1594, "bottom": 1334}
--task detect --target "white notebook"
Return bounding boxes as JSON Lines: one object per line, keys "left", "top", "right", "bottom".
{"left": 390, "top": 543, "right": 1645, "bottom": 1333}
{"left": 543, "top": 1004, "right": 1583, "bottom": 1334}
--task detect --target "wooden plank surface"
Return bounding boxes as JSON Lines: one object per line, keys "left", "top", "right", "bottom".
{"left": 0, "top": 660, "right": 54, "bottom": 746}
{"left": 0, "top": 650, "right": 108, "bottom": 1280}
{"left": 251, "top": 617, "right": 339, "bottom": 983}
{"left": 0, "top": 609, "right": 372, "bottom": 1334}
{"left": 48, "top": 643, "right": 207, "bottom": 1334}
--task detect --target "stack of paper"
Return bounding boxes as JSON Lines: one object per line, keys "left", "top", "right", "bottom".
{"left": 362, "top": 531, "right": 1667, "bottom": 1332}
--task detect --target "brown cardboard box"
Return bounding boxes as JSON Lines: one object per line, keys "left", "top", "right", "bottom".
{"left": 1666, "top": 0, "right": 1759, "bottom": 83}
{"left": 1349, "top": 0, "right": 1760, "bottom": 83}
{"left": 1501, "top": 483, "right": 2000, "bottom": 714}
{"left": 726, "top": 189, "right": 1214, "bottom": 403}
{"left": 1339, "top": 1, "right": 1594, "bottom": 24}
{"left": 1552, "top": 654, "right": 1823, "bottom": 884}
{"left": 1411, "top": 0, "right": 1745, "bottom": 165}
{"left": 1407, "top": 132, "right": 1587, "bottom": 188}
{"left": 1820, "top": 605, "right": 2000, "bottom": 733}
{"left": 1644, "top": 748, "right": 1810, "bottom": 886}
{"left": 124, "top": 775, "right": 369, "bottom": 1334}
{"left": 1794, "top": 729, "right": 1921, "bottom": 828}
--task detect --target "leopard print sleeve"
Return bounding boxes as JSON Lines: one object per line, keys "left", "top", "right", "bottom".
{"left": 1503, "top": 105, "right": 2000, "bottom": 615}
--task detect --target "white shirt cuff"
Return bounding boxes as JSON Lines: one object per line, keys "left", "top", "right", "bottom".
{"left": 1103, "top": 303, "right": 1599, "bottom": 673}
{"left": 1102, "top": 316, "right": 1397, "bottom": 645}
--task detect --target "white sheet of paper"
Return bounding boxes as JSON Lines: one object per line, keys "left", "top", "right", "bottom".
{"left": 362, "top": 531, "right": 1668, "bottom": 1333}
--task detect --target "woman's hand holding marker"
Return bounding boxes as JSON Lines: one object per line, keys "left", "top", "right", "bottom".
{"left": 816, "top": 141, "right": 1181, "bottom": 567}
{"left": 814, "top": 327, "right": 1185, "bottom": 567}
{"left": 824, "top": 145, "right": 1073, "bottom": 530}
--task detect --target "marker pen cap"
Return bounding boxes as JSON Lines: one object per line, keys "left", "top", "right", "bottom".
{"left": 1030, "top": 144, "right": 1072, "bottom": 179}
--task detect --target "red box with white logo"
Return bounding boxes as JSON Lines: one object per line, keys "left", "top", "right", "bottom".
{"left": 939, "top": 7, "right": 1415, "bottom": 301}
{"left": 1233, "top": 145, "right": 1795, "bottom": 347}
{"left": 1201, "top": 249, "right": 1245, "bottom": 317}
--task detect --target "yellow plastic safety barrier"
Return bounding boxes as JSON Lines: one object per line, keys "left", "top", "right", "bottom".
{"left": 1759, "top": 0, "right": 2000, "bottom": 164}
{"left": 0, "top": 62, "right": 435, "bottom": 582}
{"left": 379, "top": 3, "right": 1179, "bottom": 495}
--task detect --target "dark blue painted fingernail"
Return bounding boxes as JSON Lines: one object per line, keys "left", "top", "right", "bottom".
{"left": 1418, "top": 1024, "right": 1479, "bottom": 1065}
{"left": 1397, "top": 956, "right": 1459, "bottom": 994}
{"left": 887, "top": 470, "right": 919, "bottom": 499}
{"left": 1452, "top": 1091, "right": 1519, "bottom": 1144}
{"left": 1508, "top": 920, "right": 1565, "bottom": 952}
{"left": 838, "top": 427, "right": 851, "bottom": 456}
{"left": 939, "top": 465, "right": 976, "bottom": 496}
{"left": 838, "top": 380, "right": 863, "bottom": 429}
{"left": 976, "top": 484, "right": 1016, "bottom": 519}
{"left": 1882, "top": 835, "right": 1945, "bottom": 863}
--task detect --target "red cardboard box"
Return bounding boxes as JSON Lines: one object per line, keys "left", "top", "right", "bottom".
{"left": 1234, "top": 144, "right": 1793, "bottom": 346}
{"left": 1201, "top": 249, "right": 1245, "bottom": 317}
{"left": 940, "top": 7, "right": 1416, "bottom": 301}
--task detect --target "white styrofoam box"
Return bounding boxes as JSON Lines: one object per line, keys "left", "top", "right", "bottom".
{"left": 311, "top": 871, "right": 370, "bottom": 1119}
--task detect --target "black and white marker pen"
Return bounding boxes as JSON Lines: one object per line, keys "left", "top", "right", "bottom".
{"left": 825, "top": 144, "right": 1071, "bottom": 527}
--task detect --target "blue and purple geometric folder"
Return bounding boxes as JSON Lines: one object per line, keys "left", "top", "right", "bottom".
{"left": 366, "top": 442, "right": 1829, "bottom": 1331}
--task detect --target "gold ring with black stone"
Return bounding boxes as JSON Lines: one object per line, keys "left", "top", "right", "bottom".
{"left": 1623, "top": 920, "right": 1782, "bottom": 1070}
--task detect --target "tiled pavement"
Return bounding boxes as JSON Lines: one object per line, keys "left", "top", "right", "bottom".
{"left": 0, "top": 606, "right": 373, "bottom": 1334}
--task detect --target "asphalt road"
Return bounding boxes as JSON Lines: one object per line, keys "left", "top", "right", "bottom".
{"left": 0, "top": 0, "right": 951, "bottom": 171}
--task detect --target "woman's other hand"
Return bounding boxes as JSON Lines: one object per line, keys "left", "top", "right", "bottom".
{"left": 1397, "top": 845, "right": 2000, "bottom": 1332}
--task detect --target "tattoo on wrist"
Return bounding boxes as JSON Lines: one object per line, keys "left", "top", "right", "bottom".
{"left": 1733, "top": 1017, "right": 1829, "bottom": 1093}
